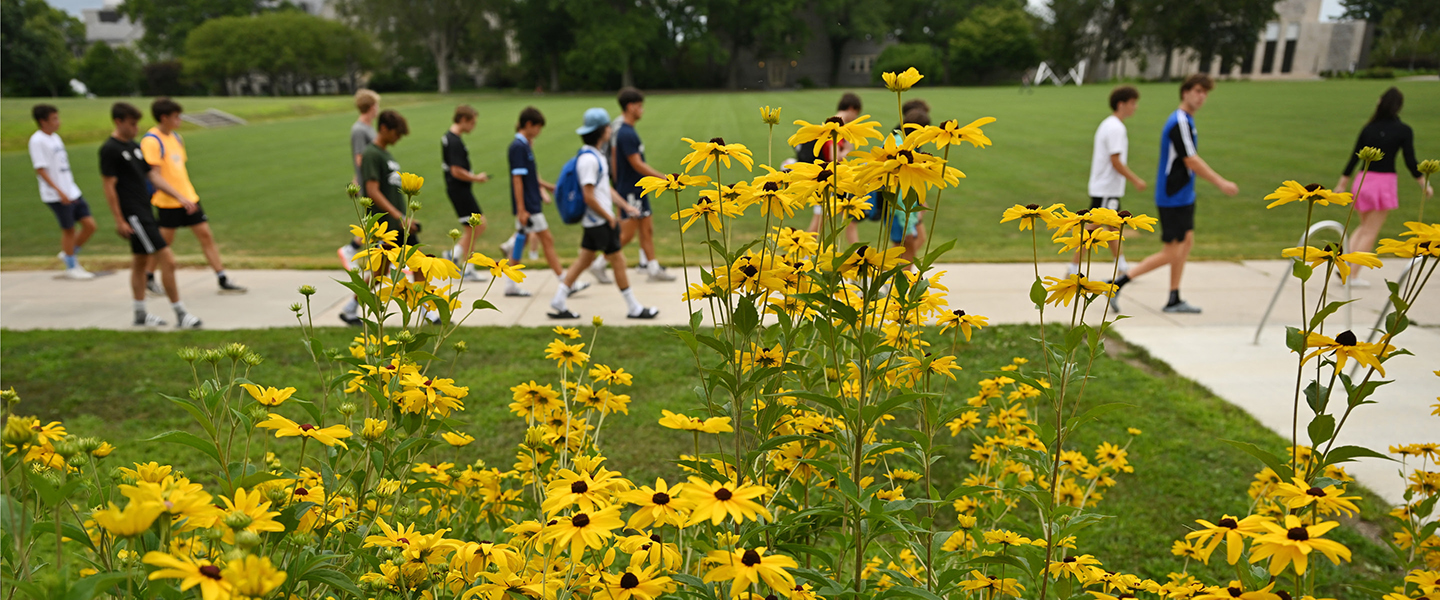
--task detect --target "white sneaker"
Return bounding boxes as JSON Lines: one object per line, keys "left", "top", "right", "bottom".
{"left": 1064, "top": 263, "right": 1080, "bottom": 277}
{"left": 590, "top": 261, "right": 613, "bottom": 284}
{"left": 62, "top": 266, "right": 95, "bottom": 280}
{"left": 1346, "top": 278, "right": 1371, "bottom": 288}
{"left": 499, "top": 235, "right": 516, "bottom": 256}
{"left": 463, "top": 265, "right": 489, "bottom": 283}
{"left": 176, "top": 312, "right": 203, "bottom": 329}
{"left": 647, "top": 266, "right": 677, "bottom": 282}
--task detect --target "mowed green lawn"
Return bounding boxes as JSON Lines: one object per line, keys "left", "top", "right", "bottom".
{"left": 2, "top": 81, "right": 1436, "bottom": 269}
{"left": 0, "top": 325, "right": 1397, "bottom": 592}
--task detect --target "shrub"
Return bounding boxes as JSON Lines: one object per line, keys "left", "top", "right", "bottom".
{"left": 79, "top": 41, "right": 143, "bottom": 96}
{"left": 872, "top": 44, "right": 942, "bottom": 87}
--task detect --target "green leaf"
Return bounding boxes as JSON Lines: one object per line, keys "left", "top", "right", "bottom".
{"left": 1308, "top": 300, "right": 1356, "bottom": 331}
{"left": 1307, "top": 414, "right": 1336, "bottom": 446}
{"left": 1223, "top": 440, "right": 1294, "bottom": 480}
{"left": 1029, "top": 277, "right": 1046, "bottom": 305}
{"left": 235, "top": 471, "right": 286, "bottom": 492}
{"left": 1322, "top": 444, "right": 1393, "bottom": 467}
{"left": 1285, "top": 326, "right": 1307, "bottom": 354}
{"left": 144, "top": 430, "right": 223, "bottom": 468}
{"left": 1303, "top": 380, "right": 1329, "bottom": 415}
{"left": 64, "top": 571, "right": 132, "bottom": 600}
{"left": 162, "top": 394, "right": 216, "bottom": 439}
{"left": 471, "top": 299, "right": 497, "bottom": 312}
{"left": 1066, "top": 402, "right": 1133, "bottom": 431}
{"left": 733, "top": 299, "right": 759, "bottom": 335}
{"left": 302, "top": 568, "right": 365, "bottom": 599}
{"left": 1291, "top": 260, "right": 1313, "bottom": 282}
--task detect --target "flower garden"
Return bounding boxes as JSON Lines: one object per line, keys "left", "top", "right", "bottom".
{"left": 2, "top": 69, "right": 1438, "bottom": 600}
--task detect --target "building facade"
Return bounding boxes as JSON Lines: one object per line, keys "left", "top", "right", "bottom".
{"left": 731, "top": 12, "right": 891, "bottom": 90}
{"left": 82, "top": 1, "right": 143, "bottom": 48}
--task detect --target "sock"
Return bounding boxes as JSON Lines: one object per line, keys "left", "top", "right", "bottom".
{"left": 638, "top": 248, "right": 649, "bottom": 268}
{"left": 551, "top": 283, "right": 570, "bottom": 312}
{"left": 73, "top": 245, "right": 82, "bottom": 255}
{"left": 1117, "top": 255, "right": 1129, "bottom": 273}
{"left": 1114, "top": 274, "right": 1131, "bottom": 289}
{"left": 453, "top": 242, "right": 466, "bottom": 261}
{"left": 349, "top": 239, "right": 363, "bottom": 250}
{"left": 63, "top": 253, "right": 78, "bottom": 269}
{"left": 134, "top": 300, "right": 147, "bottom": 313}
{"left": 647, "top": 260, "right": 661, "bottom": 275}
{"left": 172, "top": 301, "right": 188, "bottom": 316}
{"left": 342, "top": 297, "right": 359, "bottom": 317}
{"left": 146, "top": 272, "right": 155, "bottom": 282}
{"left": 620, "top": 287, "right": 643, "bottom": 315}
{"left": 504, "top": 275, "right": 522, "bottom": 292}
{"left": 1167, "top": 290, "right": 1181, "bottom": 307}
{"left": 216, "top": 270, "right": 227, "bottom": 282}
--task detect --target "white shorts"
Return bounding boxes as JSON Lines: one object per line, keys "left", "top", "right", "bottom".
{"left": 516, "top": 213, "right": 549, "bottom": 234}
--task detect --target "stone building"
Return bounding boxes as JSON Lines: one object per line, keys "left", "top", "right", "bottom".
{"left": 82, "top": 1, "right": 143, "bottom": 48}
{"left": 731, "top": 13, "right": 890, "bottom": 90}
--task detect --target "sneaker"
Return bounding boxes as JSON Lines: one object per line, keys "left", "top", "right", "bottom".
{"left": 1346, "top": 278, "right": 1371, "bottom": 288}
{"left": 1064, "top": 262, "right": 1080, "bottom": 277}
{"left": 338, "top": 244, "right": 358, "bottom": 271}
{"left": 134, "top": 312, "right": 167, "bottom": 327}
{"left": 499, "top": 235, "right": 516, "bottom": 256}
{"left": 62, "top": 266, "right": 95, "bottom": 280}
{"left": 146, "top": 277, "right": 164, "bottom": 297}
{"left": 627, "top": 307, "right": 660, "bottom": 319}
{"left": 567, "top": 280, "right": 591, "bottom": 296}
{"left": 1162, "top": 301, "right": 1202, "bottom": 314}
{"left": 590, "top": 261, "right": 613, "bottom": 284}
{"left": 647, "top": 266, "right": 677, "bottom": 282}
{"left": 504, "top": 286, "right": 533, "bottom": 297}
{"left": 463, "top": 267, "right": 489, "bottom": 283}
{"left": 218, "top": 277, "right": 248, "bottom": 294}
{"left": 176, "top": 312, "right": 203, "bottom": 329}
{"left": 421, "top": 309, "right": 442, "bottom": 325}
{"left": 339, "top": 312, "right": 363, "bottom": 326}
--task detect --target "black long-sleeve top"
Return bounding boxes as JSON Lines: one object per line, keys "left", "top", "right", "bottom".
{"left": 1342, "top": 118, "right": 1421, "bottom": 177}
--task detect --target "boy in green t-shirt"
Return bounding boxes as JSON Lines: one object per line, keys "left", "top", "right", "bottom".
{"left": 342, "top": 109, "right": 418, "bottom": 326}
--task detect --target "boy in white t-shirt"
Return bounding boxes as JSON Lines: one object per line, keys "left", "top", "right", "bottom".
{"left": 29, "top": 104, "right": 98, "bottom": 280}
{"left": 1068, "top": 86, "right": 1147, "bottom": 277}
{"left": 549, "top": 108, "right": 658, "bottom": 320}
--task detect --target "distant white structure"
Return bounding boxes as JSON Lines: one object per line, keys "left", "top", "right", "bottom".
{"left": 1035, "top": 60, "right": 1088, "bottom": 86}
{"left": 82, "top": 0, "right": 143, "bottom": 48}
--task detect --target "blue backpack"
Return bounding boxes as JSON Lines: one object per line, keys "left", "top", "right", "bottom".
{"left": 555, "top": 146, "right": 600, "bottom": 225}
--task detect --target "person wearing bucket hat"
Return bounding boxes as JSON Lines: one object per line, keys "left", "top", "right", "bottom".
{"left": 549, "top": 107, "right": 657, "bottom": 320}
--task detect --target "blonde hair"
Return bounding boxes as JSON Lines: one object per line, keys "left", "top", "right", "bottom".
{"left": 355, "top": 89, "right": 380, "bottom": 114}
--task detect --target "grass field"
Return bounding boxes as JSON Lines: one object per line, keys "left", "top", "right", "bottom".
{"left": 2, "top": 81, "right": 1436, "bottom": 270}
{"left": 0, "top": 324, "right": 1398, "bottom": 592}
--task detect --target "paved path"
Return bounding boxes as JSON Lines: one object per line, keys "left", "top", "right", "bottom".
{"left": 2, "top": 259, "right": 1436, "bottom": 501}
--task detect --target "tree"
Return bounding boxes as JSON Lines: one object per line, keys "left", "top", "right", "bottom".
{"left": 1369, "top": 8, "right": 1440, "bottom": 69}
{"left": 1, "top": 0, "right": 84, "bottom": 96}
{"left": 872, "top": 43, "right": 943, "bottom": 86}
{"left": 948, "top": 4, "right": 1040, "bottom": 83}
{"left": 119, "top": 0, "right": 263, "bottom": 58}
{"left": 815, "top": 0, "right": 888, "bottom": 86}
{"left": 506, "top": 0, "right": 577, "bottom": 91}
{"left": 185, "top": 12, "right": 376, "bottom": 95}
{"left": 1131, "top": 0, "right": 1272, "bottom": 80}
{"left": 560, "top": 0, "right": 664, "bottom": 89}
{"left": 701, "top": 0, "right": 809, "bottom": 89}
{"left": 1036, "top": 0, "right": 1133, "bottom": 76}
{"left": 80, "top": 41, "right": 144, "bottom": 96}
{"left": 338, "top": 0, "right": 496, "bottom": 93}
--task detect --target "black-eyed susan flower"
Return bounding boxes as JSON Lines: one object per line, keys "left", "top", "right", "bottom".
{"left": 702, "top": 547, "right": 798, "bottom": 598}
{"left": 541, "top": 467, "right": 625, "bottom": 515}
{"left": 620, "top": 478, "right": 694, "bottom": 529}
{"left": 543, "top": 339, "right": 590, "bottom": 369}
{"left": 1248, "top": 514, "right": 1351, "bottom": 575}
{"left": 540, "top": 506, "right": 623, "bottom": 557}
{"left": 440, "top": 431, "right": 474, "bottom": 447}
{"left": 907, "top": 117, "right": 996, "bottom": 149}
{"left": 936, "top": 309, "right": 988, "bottom": 340}
{"left": 468, "top": 252, "right": 527, "bottom": 282}
{"left": 1185, "top": 514, "right": 1269, "bottom": 564}
{"left": 239, "top": 384, "right": 295, "bottom": 407}
{"left": 1281, "top": 244, "right": 1382, "bottom": 284}
{"left": 787, "top": 115, "right": 883, "bottom": 149}
{"left": 222, "top": 554, "right": 287, "bottom": 598}
{"left": 1042, "top": 274, "right": 1116, "bottom": 306}
{"left": 673, "top": 191, "right": 744, "bottom": 233}
{"left": 1301, "top": 330, "right": 1393, "bottom": 376}
{"left": 882, "top": 67, "right": 923, "bottom": 92}
{"left": 679, "top": 137, "right": 754, "bottom": 173}
{"left": 1047, "top": 554, "right": 1102, "bottom": 580}
{"left": 1263, "top": 181, "right": 1351, "bottom": 209}
{"left": 142, "top": 551, "right": 231, "bottom": 600}
{"left": 1000, "top": 203, "right": 1062, "bottom": 230}
{"left": 1194, "top": 581, "right": 1283, "bottom": 600}
{"left": 981, "top": 529, "right": 1031, "bottom": 546}
{"left": 399, "top": 172, "right": 424, "bottom": 196}
{"left": 658, "top": 410, "right": 733, "bottom": 434}
{"left": 93, "top": 499, "right": 164, "bottom": 537}
{"left": 637, "top": 172, "right": 711, "bottom": 199}
{"left": 602, "top": 565, "right": 674, "bottom": 600}
{"left": 91, "top": 441, "right": 115, "bottom": 458}
{"left": 683, "top": 478, "right": 772, "bottom": 525}
{"left": 255, "top": 414, "right": 353, "bottom": 448}
{"left": 958, "top": 570, "right": 1023, "bottom": 597}
{"left": 1272, "top": 477, "right": 1360, "bottom": 516}
{"left": 759, "top": 106, "right": 782, "bottom": 125}
{"left": 217, "top": 488, "right": 284, "bottom": 543}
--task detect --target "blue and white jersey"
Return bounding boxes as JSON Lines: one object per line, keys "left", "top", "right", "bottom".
{"left": 1156, "top": 109, "right": 1198, "bottom": 207}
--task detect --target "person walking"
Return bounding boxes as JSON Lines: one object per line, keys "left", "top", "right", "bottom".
{"left": 1069, "top": 85, "right": 1147, "bottom": 277}
{"left": 549, "top": 108, "right": 657, "bottom": 320}
{"left": 339, "top": 89, "right": 381, "bottom": 270}
{"left": 1111, "top": 74, "right": 1239, "bottom": 314}
{"left": 608, "top": 87, "right": 677, "bottom": 284}
{"left": 805, "top": 93, "right": 865, "bottom": 245}
{"left": 141, "top": 98, "right": 247, "bottom": 294}
{"left": 504, "top": 106, "right": 588, "bottom": 298}
{"left": 441, "top": 104, "right": 490, "bottom": 281}
{"left": 29, "top": 104, "right": 98, "bottom": 280}
{"left": 1335, "top": 86, "right": 1433, "bottom": 286}
{"left": 99, "top": 102, "right": 203, "bottom": 328}
{"left": 341, "top": 109, "right": 417, "bottom": 325}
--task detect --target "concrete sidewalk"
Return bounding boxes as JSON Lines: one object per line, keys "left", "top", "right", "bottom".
{"left": 2, "top": 259, "right": 1436, "bottom": 501}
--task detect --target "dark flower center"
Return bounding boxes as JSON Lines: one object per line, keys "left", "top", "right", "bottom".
{"left": 896, "top": 150, "right": 914, "bottom": 163}
{"left": 1277, "top": 592, "right": 1293, "bottom": 600}
{"left": 1218, "top": 517, "right": 1238, "bottom": 528}
{"left": 1117, "top": 210, "right": 1132, "bottom": 217}
{"left": 620, "top": 573, "right": 640, "bottom": 589}
{"left": 763, "top": 181, "right": 780, "bottom": 192}
{"left": 398, "top": 537, "right": 410, "bottom": 544}
{"left": 1306, "top": 486, "right": 1326, "bottom": 497}
{"left": 650, "top": 534, "right": 662, "bottom": 543}
{"left": 651, "top": 492, "right": 671, "bottom": 505}
{"left": 571, "top": 481, "right": 588, "bottom": 494}
{"left": 1062, "top": 556, "right": 1076, "bottom": 563}
{"left": 670, "top": 173, "right": 681, "bottom": 179}
{"left": 1076, "top": 208, "right": 1090, "bottom": 216}
{"left": 766, "top": 595, "right": 779, "bottom": 600}
{"left": 294, "top": 487, "right": 309, "bottom": 496}
{"left": 741, "top": 265, "right": 759, "bottom": 277}
{"left": 299, "top": 423, "right": 316, "bottom": 432}
{"left": 1335, "top": 330, "right": 1357, "bottom": 346}
{"left": 953, "top": 309, "right": 966, "bottom": 316}
{"left": 825, "top": 117, "right": 844, "bottom": 125}
{"left": 1025, "top": 203, "right": 1039, "bottom": 210}
{"left": 1304, "top": 183, "right": 1322, "bottom": 192}
{"left": 709, "top": 137, "right": 726, "bottom": 145}
{"left": 816, "top": 169, "right": 833, "bottom": 181}
{"left": 1228, "top": 587, "right": 1243, "bottom": 598}
{"left": 199, "top": 565, "right": 223, "bottom": 580}
{"left": 741, "top": 549, "right": 762, "bottom": 566}
{"left": 1287, "top": 526, "right": 1309, "bottom": 541}
{"left": 572, "top": 513, "right": 591, "bottom": 528}
{"left": 714, "top": 488, "right": 733, "bottom": 501}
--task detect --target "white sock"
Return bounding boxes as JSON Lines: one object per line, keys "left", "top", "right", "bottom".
{"left": 172, "top": 301, "right": 187, "bottom": 315}
{"left": 551, "top": 283, "right": 570, "bottom": 312}
{"left": 216, "top": 270, "right": 227, "bottom": 280}
{"left": 134, "top": 300, "right": 147, "bottom": 313}
{"left": 504, "top": 275, "right": 522, "bottom": 292}
{"left": 620, "top": 287, "right": 643, "bottom": 315}
{"left": 638, "top": 248, "right": 649, "bottom": 268}
{"left": 1065, "top": 262, "right": 1080, "bottom": 276}
{"left": 342, "top": 297, "right": 359, "bottom": 316}
{"left": 452, "top": 242, "right": 466, "bottom": 260}
{"left": 647, "top": 260, "right": 661, "bottom": 275}
{"left": 1117, "top": 255, "right": 1129, "bottom": 273}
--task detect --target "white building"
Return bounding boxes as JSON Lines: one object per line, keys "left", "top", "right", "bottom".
{"left": 82, "top": 0, "right": 143, "bottom": 48}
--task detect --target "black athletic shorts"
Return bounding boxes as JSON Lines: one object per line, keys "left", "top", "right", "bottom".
{"left": 157, "top": 204, "right": 208, "bottom": 228}
{"left": 125, "top": 213, "right": 168, "bottom": 255}
{"left": 1157, "top": 204, "right": 1195, "bottom": 243}
{"left": 47, "top": 197, "right": 92, "bottom": 230}
{"left": 448, "top": 187, "right": 482, "bottom": 222}
{"left": 581, "top": 223, "right": 622, "bottom": 255}
{"left": 1089, "top": 196, "right": 1121, "bottom": 211}
{"left": 378, "top": 213, "right": 420, "bottom": 247}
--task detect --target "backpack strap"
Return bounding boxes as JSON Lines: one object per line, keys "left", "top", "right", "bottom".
{"left": 142, "top": 132, "right": 165, "bottom": 159}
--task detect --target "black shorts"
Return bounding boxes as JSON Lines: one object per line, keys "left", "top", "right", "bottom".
{"left": 621, "top": 193, "right": 651, "bottom": 220}
{"left": 448, "top": 187, "right": 482, "bottom": 222}
{"left": 47, "top": 197, "right": 92, "bottom": 229}
{"left": 1089, "top": 196, "right": 1121, "bottom": 211}
{"left": 1157, "top": 204, "right": 1195, "bottom": 243}
{"left": 156, "top": 204, "right": 208, "bottom": 228}
{"left": 378, "top": 213, "right": 419, "bottom": 247}
{"left": 581, "top": 223, "right": 622, "bottom": 255}
{"left": 125, "top": 214, "right": 168, "bottom": 255}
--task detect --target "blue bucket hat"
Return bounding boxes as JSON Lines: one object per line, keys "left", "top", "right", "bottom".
{"left": 576, "top": 107, "right": 611, "bottom": 135}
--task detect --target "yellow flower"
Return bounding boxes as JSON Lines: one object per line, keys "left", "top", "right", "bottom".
{"left": 1042, "top": 274, "right": 1116, "bottom": 306}
{"left": 441, "top": 431, "right": 475, "bottom": 447}
{"left": 1000, "top": 203, "right": 1062, "bottom": 230}
{"left": 1249, "top": 515, "right": 1351, "bottom": 575}
{"left": 684, "top": 478, "right": 772, "bottom": 526}
{"left": 239, "top": 383, "right": 296, "bottom": 407}
{"left": 468, "top": 252, "right": 527, "bottom": 282}
{"left": 672, "top": 190, "right": 744, "bottom": 233}
{"left": 1356, "top": 146, "right": 1384, "bottom": 163}
{"left": 118, "top": 461, "right": 172, "bottom": 483}
{"left": 544, "top": 339, "right": 590, "bottom": 369}
{"left": 91, "top": 442, "right": 116, "bottom": 458}
{"left": 787, "top": 114, "right": 884, "bottom": 149}
{"left": 143, "top": 551, "right": 231, "bottom": 600}
{"left": 553, "top": 326, "right": 581, "bottom": 339}
{"left": 540, "top": 506, "right": 624, "bottom": 557}
{"left": 218, "top": 488, "right": 285, "bottom": 542}
{"left": 958, "top": 570, "right": 1023, "bottom": 597}
{"left": 1281, "top": 244, "right": 1382, "bottom": 284}
{"left": 1186, "top": 514, "right": 1271, "bottom": 564}
{"left": 223, "top": 555, "right": 287, "bottom": 598}
{"left": 603, "top": 564, "right": 675, "bottom": 600}
{"left": 759, "top": 105, "right": 782, "bottom": 125}
{"left": 255, "top": 414, "right": 353, "bottom": 448}
{"left": 1263, "top": 181, "right": 1351, "bottom": 209}
{"left": 936, "top": 309, "right": 987, "bottom": 341}
{"left": 1300, "top": 330, "right": 1393, "bottom": 376}
{"left": 658, "top": 410, "right": 733, "bottom": 434}
{"left": 1419, "top": 159, "right": 1439, "bottom": 176}
{"left": 93, "top": 499, "right": 164, "bottom": 537}
{"left": 907, "top": 117, "right": 996, "bottom": 149}
{"left": 982, "top": 529, "right": 1032, "bottom": 546}
{"left": 620, "top": 478, "right": 695, "bottom": 529}
{"left": 882, "top": 67, "right": 923, "bottom": 92}
{"left": 679, "top": 137, "right": 754, "bottom": 173}
{"left": 1272, "top": 477, "right": 1360, "bottom": 517}
{"left": 362, "top": 418, "right": 388, "bottom": 442}
{"left": 637, "top": 172, "right": 711, "bottom": 199}
{"left": 400, "top": 172, "right": 424, "bottom": 196}
{"left": 702, "top": 547, "right": 798, "bottom": 598}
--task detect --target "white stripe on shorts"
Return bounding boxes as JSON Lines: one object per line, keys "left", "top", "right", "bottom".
{"left": 129, "top": 215, "right": 156, "bottom": 254}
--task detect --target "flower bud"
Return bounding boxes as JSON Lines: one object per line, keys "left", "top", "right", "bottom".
{"left": 1357, "top": 146, "right": 1384, "bottom": 163}
{"left": 248, "top": 406, "right": 270, "bottom": 422}
{"left": 177, "top": 347, "right": 201, "bottom": 363}
{"left": 76, "top": 436, "right": 102, "bottom": 454}
{"left": 235, "top": 530, "right": 262, "bottom": 550}
{"left": 362, "top": 418, "right": 388, "bottom": 442}
{"left": 243, "top": 353, "right": 263, "bottom": 367}
{"left": 223, "top": 343, "right": 249, "bottom": 360}
{"left": 453, "top": 341, "right": 468, "bottom": 353}
{"left": 52, "top": 440, "right": 80, "bottom": 459}
{"left": 202, "top": 349, "right": 224, "bottom": 365}
{"left": 399, "top": 173, "right": 424, "bottom": 196}
{"left": 524, "top": 426, "right": 547, "bottom": 448}
{"left": 396, "top": 330, "right": 416, "bottom": 343}
{"left": 346, "top": 182, "right": 361, "bottom": 200}
{"left": 468, "top": 213, "right": 484, "bottom": 228}
{"left": 298, "top": 284, "right": 316, "bottom": 296}
{"left": 264, "top": 488, "right": 291, "bottom": 507}
{"left": 448, "top": 228, "right": 462, "bottom": 242}
{"left": 408, "top": 200, "right": 422, "bottom": 213}
{"left": 359, "top": 197, "right": 373, "bottom": 210}
{"left": 1421, "top": 159, "right": 1439, "bottom": 176}
{"left": 338, "top": 402, "right": 358, "bottom": 417}
{"left": 223, "top": 511, "right": 254, "bottom": 531}
{"left": 592, "top": 316, "right": 604, "bottom": 327}
{"left": 91, "top": 442, "right": 115, "bottom": 458}
{"left": 290, "top": 303, "right": 304, "bottom": 314}
{"left": 1, "top": 388, "right": 19, "bottom": 406}
{"left": 957, "top": 514, "right": 977, "bottom": 529}
{"left": 396, "top": 505, "right": 415, "bottom": 520}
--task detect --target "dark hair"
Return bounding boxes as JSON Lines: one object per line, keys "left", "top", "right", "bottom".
{"left": 376, "top": 109, "right": 409, "bottom": 136}
{"left": 32, "top": 104, "right": 58, "bottom": 124}
{"left": 902, "top": 108, "right": 931, "bottom": 128}
{"left": 151, "top": 97, "right": 183, "bottom": 122}
{"left": 453, "top": 105, "right": 477, "bottom": 123}
{"left": 1179, "top": 74, "right": 1214, "bottom": 98}
{"left": 1368, "top": 87, "right": 1404, "bottom": 123}
{"left": 837, "top": 92, "right": 862, "bottom": 112}
{"left": 517, "top": 106, "right": 546, "bottom": 130}
{"left": 581, "top": 127, "right": 605, "bottom": 146}
{"left": 617, "top": 87, "right": 645, "bottom": 110}
{"left": 1109, "top": 86, "right": 1139, "bottom": 111}
{"left": 111, "top": 102, "right": 142, "bottom": 122}
{"left": 901, "top": 98, "right": 930, "bottom": 115}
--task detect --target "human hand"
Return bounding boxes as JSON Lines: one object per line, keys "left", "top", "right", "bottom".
{"left": 541, "top": 189, "right": 553, "bottom": 204}
{"left": 1134, "top": 178, "right": 1148, "bottom": 192}
{"left": 475, "top": 172, "right": 489, "bottom": 183}
{"left": 59, "top": 193, "right": 72, "bottom": 205}
{"left": 116, "top": 220, "right": 133, "bottom": 238}
{"left": 181, "top": 199, "right": 199, "bottom": 214}
{"left": 517, "top": 210, "right": 530, "bottom": 228}
{"left": 1218, "top": 180, "right": 1239, "bottom": 196}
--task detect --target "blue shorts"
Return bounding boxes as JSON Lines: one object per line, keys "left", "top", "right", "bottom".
{"left": 47, "top": 197, "right": 92, "bottom": 230}
{"left": 890, "top": 211, "right": 920, "bottom": 244}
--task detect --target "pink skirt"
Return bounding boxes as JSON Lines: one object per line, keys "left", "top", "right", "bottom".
{"left": 1353, "top": 171, "right": 1399, "bottom": 212}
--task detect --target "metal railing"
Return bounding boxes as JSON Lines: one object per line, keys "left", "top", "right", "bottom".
{"left": 1252, "top": 220, "right": 1352, "bottom": 344}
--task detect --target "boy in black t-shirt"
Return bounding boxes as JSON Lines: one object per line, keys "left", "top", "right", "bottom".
{"left": 98, "top": 102, "right": 203, "bottom": 328}
{"left": 441, "top": 105, "right": 490, "bottom": 281}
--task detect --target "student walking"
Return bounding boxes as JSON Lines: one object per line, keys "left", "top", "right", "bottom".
{"left": 606, "top": 87, "right": 677, "bottom": 283}
{"left": 549, "top": 108, "right": 657, "bottom": 320}
{"left": 141, "top": 98, "right": 247, "bottom": 294}
{"left": 1111, "top": 74, "right": 1239, "bottom": 314}
{"left": 1335, "top": 87, "right": 1433, "bottom": 286}
{"left": 890, "top": 106, "right": 930, "bottom": 267}
{"left": 340, "top": 109, "right": 417, "bottom": 325}
{"left": 30, "top": 104, "right": 98, "bottom": 280}
{"left": 441, "top": 105, "right": 491, "bottom": 281}
{"left": 504, "top": 106, "right": 588, "bottom": 297}
{"left": 339, "top": 89, "right": 381, "bottom": 270}
{"left": 1068, "top": 86, "right": 1147, "bottom": 277}
{"left": 99, "top": 102, "right": 203, "bottom": 328}
{"left": 804, "top": 92, "right": 865, "bottom": 245}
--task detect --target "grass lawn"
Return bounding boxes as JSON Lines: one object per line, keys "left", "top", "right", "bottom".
{"left": 0, "top": 324, "right": 1398, "bottom": 592}
{"left": 3, "top": 82, "right": 1436, "bottom": 270}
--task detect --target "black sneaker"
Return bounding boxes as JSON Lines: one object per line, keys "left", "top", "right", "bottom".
{"left": 218, "top": 277, "right": 248, "bottom": 294}
{"left": 339, "top": 312, "right": 363, "bottom": 326}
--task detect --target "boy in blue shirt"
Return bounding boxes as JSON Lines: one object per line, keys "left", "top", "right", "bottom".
{"left": 607, "top": 87, "right": 676, "bottom": 283}
{"left": 1111, "top": 74, "right": 1238, "bottom": 314}
{"left": 504, "top": 106, "right": 587, "bottom": 297}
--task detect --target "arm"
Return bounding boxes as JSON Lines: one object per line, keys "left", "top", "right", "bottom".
{"left": 450, "top": 165, "right": 488, "bottom": 183}
{"left": 366, "top": 180, "right": 405, "bottom": 223}
{"left": 145, "top": 171, "right": 199, "bottom": 212}
{"left": 101, "top": 176, "right": 132, "bottom": 238}
{"left": 1183, "top": 155, "right": 1238, "bottom": 196}
{"left": 1402, "top": 127, "right": 1422, "bottom": 179}
{"left": 1340, "top": 132, "right": 1363, "bottom": 180}
{"left": 511, "top": 175, "right": 529, "bottom": 223}
{"left": 613, "top": 186, "right": 638, "bottom": 216}
{"left": 582, "top": 183, "right": 615, "bottom": 226}
{"left": 538, "top": 177, "right": 555, "bottom": 193}
{"left": 34, "top": 168, "right": 72, "bottom": 204}
{"left": 626, "top": 152, "right": 665, "bottom": 179}
{"left": 1109, "top": 154, "right": 1146, "bottom": 191}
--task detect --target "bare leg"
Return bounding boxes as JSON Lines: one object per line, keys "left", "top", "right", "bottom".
{"left": 190, "top": 222, "right": 225, "bottom": 273}
{"left": 1125, "top": 242, "right": 1178, "bottom": 280}
{"left": 1348, "top": 209, "right": 1388, "bottom": 281}
{"left": 155, "top": 248, "right": 180, "bottom": 302}
{"left": 562, "top": 249, "right": 598, "bottom": 287}
{"left": 844, "top": 222, "right": 859, "bottom": 245}
{"left": 535, "top": 230, "right": 565, "bottom": 276}
{"left": 1168, "top": 231, "right": 1194, "bottom": 291}
{"left": 148, "top": 228, "right": 180, "bottom": 274}
{"left": 60, "top": 227, "right": 77, "bottom": 256}
{"left": 639, "top": 217, "right": 658, "bottom": 266}
{"left": 75, "top": 217, "right": 97, "bottom": 249}
{"left": 130, "top": 255, "right": 148, "bottom": 301}
{"left": 806, "top": 210, "right": 823, "bottom": 234}
{"left": 620, "top": 217, "right": 639, "bottom": 247}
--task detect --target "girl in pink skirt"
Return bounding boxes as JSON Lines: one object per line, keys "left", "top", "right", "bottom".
{"left": 1335, "top": 87, "right": 1433, "bottom": 285}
